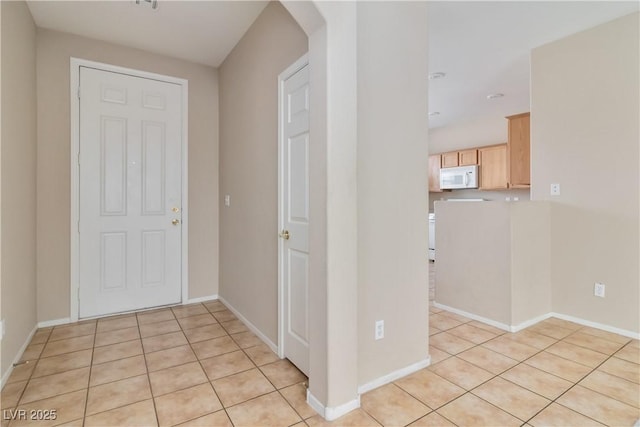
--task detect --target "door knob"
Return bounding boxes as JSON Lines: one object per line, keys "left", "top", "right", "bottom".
{"left": 172, "top": 207, "right": 180, "bottom": 213}
{"left": 279, "top": 229, "right": 290, "bottom": 240}
{"left": 172, "top": 219, "right": 180, "bottom": 226}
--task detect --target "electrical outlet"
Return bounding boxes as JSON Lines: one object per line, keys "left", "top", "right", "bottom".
{"left": 375, "top": 320, "right": 384, "bottom": 340}
{"left": 594, "top": 282, "right": 605, "bottom": 298}
{"left": 224, "top": 195, "right": 231, "bottom": 207}
{"left": 550, "top": 183, "right": 561, "bottom": 196}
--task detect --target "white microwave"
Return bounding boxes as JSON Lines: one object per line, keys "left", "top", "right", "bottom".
{"left": 440, "top": 165, "right": 479, "bottom": 189}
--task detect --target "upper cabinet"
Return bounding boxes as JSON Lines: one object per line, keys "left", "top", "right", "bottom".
{"left": 479, "top": 144, "right": 508, "bottom": 190}
{"left": 441, "top": 151, "right": 459, "bottom": 168}
{"left": 506, "top": 112, "right": 530, "bottom": 188}
{"left": 458, "top": 149, "right": 478, "bottom": 166}
{"left": 440, "top": 149, "right": 478, "bottom": 168}
{"left": 428, "top": 155, "right": 443, "bottom": 192}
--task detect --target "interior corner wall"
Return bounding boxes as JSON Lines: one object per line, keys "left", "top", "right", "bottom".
{"left": 531, "top": 12, "right": 640, "bottom": 333}
{"left": 356, "top": 1, "right": 430, "bottom": 386}
{"left": 509, "top": 202, "right": 551, "bottom": 326}
{"left": 36, "top": 29, "right": 219, "bottom": 322}
{"left": 1, "top": 0, "right": 38, "bottom": 377}
{"left": 218, "top": 2, "right": 307, "bottom": 345}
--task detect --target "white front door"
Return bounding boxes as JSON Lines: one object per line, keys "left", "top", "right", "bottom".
{"left": 279, "top": 57, "right": 310, "bottom": 375}
{"left": 79, "top": 66, "right": 183, "bottom": 318}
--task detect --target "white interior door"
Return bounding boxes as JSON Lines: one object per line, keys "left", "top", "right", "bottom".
{"left": 79, "top": 66, "right": 183, "bottom": 318}
{"left": 279, "top": 58, "right": 310, "bottom": 375}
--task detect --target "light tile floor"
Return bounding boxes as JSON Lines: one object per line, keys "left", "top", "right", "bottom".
{"left": 2, "top": 301, "right": 639, "bottom": 426}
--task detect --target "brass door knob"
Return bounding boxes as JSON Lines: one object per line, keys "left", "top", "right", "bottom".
{"left": 279, "top": 229, "right": 290, "bottom": 240}
{"left": 172, "top": 219, "right": 180, "bottom": 226}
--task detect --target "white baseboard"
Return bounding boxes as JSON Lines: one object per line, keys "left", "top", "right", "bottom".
{"left": 186, "top": 294, "right": 218, "bottom": 304}
{"left": 37, "top": 318, "right": 71, "bottom": 328}
{"left": 510, "top": 313, "right": 553, "bottom": 333}
{"left": 1, "top": 325, "right": 38, "bottom": 388}
{"left": 551, "top": 312, "right": 639, "bottom": 340}
{"left": 307, "top": 389, "right": 361, "bottom": 421}
{"left": 357, "top": 357, "right": 431, "bottom": 394}
{"left": 433, "top": 302, "right": 511, "bottom": 332}
{"left": 433, "top": 302, "right": 639, "bottom": 340}
{"left": 217, "top": 296, "right": 279, "bottom": 354}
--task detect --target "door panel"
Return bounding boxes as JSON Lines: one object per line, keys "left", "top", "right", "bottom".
{"left": 280, "top": 61, "right": 310, "bottom": 375}
{"left": 101, "top": 117, "right": 127, "bottom": 215}
{"left": 79, "top": 66, "right": 183, "bottom": 318}
{"left": 142, "top": 121, "right": 166, "bottom": 215}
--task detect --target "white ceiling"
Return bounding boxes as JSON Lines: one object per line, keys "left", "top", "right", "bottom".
{"left": 27, "top": 0, "right": 269, "bottom": 67}
{"left": 428, "top": 1, "right": 639, "bottom": 128}
{"left": 27, "top": 1, "right": 639, "bottom": 128}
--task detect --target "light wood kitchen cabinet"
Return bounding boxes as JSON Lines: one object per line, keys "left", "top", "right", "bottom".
{"left": 459, "top": 149, "right": 478, "bottom": 166}
{"left": 507, "top": 112, "right": 530, "bottom": 187}
{"left": 441, "top": 152, "right": 459, "bottom": 168}
{"left": 428, "top": 155, "right": 443, "bottom": 192}
{"left": 479, "top": 144, "right": 508, "bottom": 189}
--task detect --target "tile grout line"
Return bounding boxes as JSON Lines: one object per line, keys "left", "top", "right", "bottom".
{"left": 80, "top": 326, "right": 97, "bottom": 427}
{"left": 522, "top": 343, "right": 638, "bottom": 426}
{"left": 204, "top": 301, "right": 307, "bottom": 425}
{"left": 178, "top": 302, "right": 237, "bottom": 426}
{"left": 428, "top": 308, "right": 635, "bottom": 425}
{"left": 8, "top": 328, "right": 52, "bottom": 416}
{"left": 140, "top": 306, "right": 165, "bottom": 427}
{"left": 426, "top": 312, "right": 557, "bottom": 421}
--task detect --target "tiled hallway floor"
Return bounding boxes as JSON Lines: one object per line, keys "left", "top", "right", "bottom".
{"left": 2, "top": 301, "right": 639, "bottom": 426}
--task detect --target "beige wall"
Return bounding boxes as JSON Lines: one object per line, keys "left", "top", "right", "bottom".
{"left": 428, "top": 115, "right": 530, "bottom": 210}
{"left": 435, "top": 202, "right": 512, "bottom": 325}
{"left": 1, "top": 0, "right": 38, "bottom": 376}
{"left": 356, "top": 1, "right": 430, "bottom": 386}
{"left": 510, "top": 202, "right": 551, "bottom": 326}
{"left": 218, "top": 2, "right": 307, "bottom": 344}
{"left": 531, "top": 12, "right": 639, "bottom": 333}
{"left": 435, "top": 201, "right": 552, "bottom": 328}
{"left": 36, "top": 29, "right": 219, "bottom": 322}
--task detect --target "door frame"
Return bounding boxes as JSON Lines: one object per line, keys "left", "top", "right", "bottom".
{"left": 277, "top": 53, "right": 309, "bottom": 359}
{"left": 69, "top": 57, "right": 189, "bottom": 321}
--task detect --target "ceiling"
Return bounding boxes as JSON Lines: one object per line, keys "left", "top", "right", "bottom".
{"left": 28, "top": 1, "right": 639, "bottom": 128}
{"left": 27, "top": 1, "right": 269, "bottom": 67}
{"left": 428, "top": 1, "right": 639, "bottom": 128}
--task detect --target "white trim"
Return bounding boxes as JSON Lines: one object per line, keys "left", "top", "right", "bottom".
{"left": 277, "top": 53, "right": 310, "bottom": 360}
{"left": 1, "top": 325, "right": 38, "bottom": 388}
{"left": 69, "top": 58, "right": 189, "bottom": 321}
{"left": 433, "top": 302, "right": 640, "bottom": 339}
{"left": 307, "top": 390, "right": 361, "bottom": 421}
{"left": 38, "top": 318, "right": 72, "bottom": 329}
{"left": 218, "top": 296, "right": 279, "bottom": 354}
{"left": 306, "top": 390, "right": 326, "bottom": 419}
{"left": 357, "top": 357, "right": 431, "bottom": 395}
{"left": 510, "top": 312, "right": 553, "bottom": 333}
{"left": 433, "top": 302, "right": 511, "bottom": 332}
{"left": 186, "top": 295, "right": 218, "bottom": 305}
{"left": 551, "top": 312, "right": 640, "bottom": 340}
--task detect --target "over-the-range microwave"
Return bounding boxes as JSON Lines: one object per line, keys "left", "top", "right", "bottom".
{"left": 439, "top": 165, "right": 479, "bottom": 190}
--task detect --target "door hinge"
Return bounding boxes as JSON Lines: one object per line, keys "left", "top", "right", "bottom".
{"left": 77, "top": 86, "right": 81, "bottom": 99}
{"left": 77, "top": 220, "right": 80, "bottom": 233}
